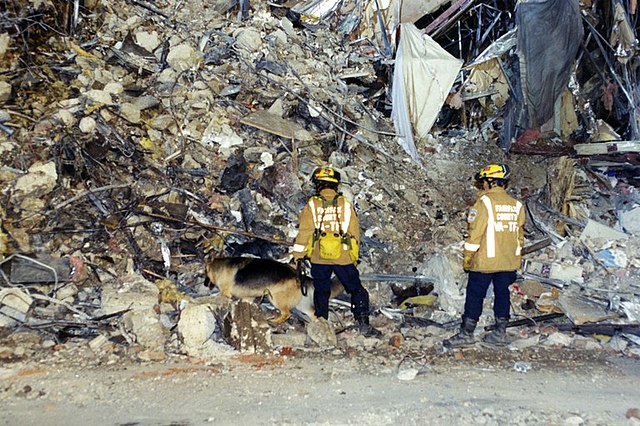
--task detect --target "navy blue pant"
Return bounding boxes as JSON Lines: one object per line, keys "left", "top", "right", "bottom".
{"left": 311, "top": 263, "right": 369, "bottom": 320}
{"left": 463, "top": 271, "right": 516, "bottom": 321}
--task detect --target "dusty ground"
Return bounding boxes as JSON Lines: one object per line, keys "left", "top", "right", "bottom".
{"left": 1, "top": 336, "right": 639, "bottom": 426}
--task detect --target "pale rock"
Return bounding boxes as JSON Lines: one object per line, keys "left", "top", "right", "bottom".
{"left": 268, "top": 98, "right": 284, "bottom": 116}
{"left": 259, "top": 152, "right": 274, "bottom": 170}
{"left": 41, "top": 339, "right": 56, "bottom": 349}
{"left": 178, "top": 303, "right": 216, "bottom": 349}
{"left": 234, "top": 28, "right": 263, "bottom": 52}
{"left": 509, "top": 335, "right": 540, "bottom": 350}
{"left": 167, "top": 44, "right": 198, "bottom": 72}
{"left": 122, "top": 308, "right": 166, "bottom": 351}
{"left": 307, "top": 318, "right": 337, "bottom": 347}
{"left": 0, "top": 142, "right": 19, "bottom": 157}
{"left": 79, "top": 116, "right": 97, "bottom": 133}
{"left": 14, "top": 161, "right": 57, "bottom": 196}
{"left": 124, "top": 15, "right": 141, "bottom": 29}
{"left": 55, "top": 283, "right": 78, "bottom": 301}
{"left": 135, "top": 30, "right": 161, "bottom": 52}
{"left": 137, "top": 349, "right": 166, "bottom": 361}
{"left": 543, "top": 332, "right": 574, "bottom": 347}
{"left": 280, "top": 18, "right": 295, "bottom": 36}
{"left": 120, "top": 103, "right": 141, "bottom": 123}
{"left": 88, "top": 334, "right": 109, "bottom": 352}
{"left": 56, "top": 109, "right": 76, "bottom": 127}
{"left": 268, "top": 29, "right": 288, "bottom": 47}
{"left": 178, "top": 302, "right": 235, "bottom": 358}
{"left": 157, "top": 69, "right": 177, "bottom": 84}
{"left": 563, "top": 415, "right": 584, "bottom": 426}
{"left": 103, "top": 82, "right": 124, "bottom": 94}
{"left": 606, "top": 334, "right": 628, "bottom": 351}
{"left": 203, "top": 124, "right": 243, "bottom": 150}
{"left": 150, "top": 114, "right": 175, "bottom": 130}
{"left": 620, "top": 206, "right": 640, "bottom": 235}
{"left": 0, "top": 33, "right": 9, "bottom": 61}
{"left": 133, "top": 95, "right": 160, "bottom": 110}
{"left": 100, "top": 273, "right": 159, "bottom": 315}
{"left": 0, "top": 81, "right": 11, "bottom": 103}
{"left": 84, "top": 89, "right": 114, "bottom": 105}
{"left": 271, "top": 331, "right": 308, "bottom": 348}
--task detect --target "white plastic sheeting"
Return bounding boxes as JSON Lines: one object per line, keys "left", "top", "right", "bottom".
{"left": 391, "top": 24, "right": 462, "bottom": 163}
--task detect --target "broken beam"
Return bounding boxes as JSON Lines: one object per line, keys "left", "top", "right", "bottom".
{"left": 573, "top": 141, "right": 640, "bottom": 156}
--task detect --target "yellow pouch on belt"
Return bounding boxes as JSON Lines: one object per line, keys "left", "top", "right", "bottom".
{"left": 348, "top": 236, "right": 359, "bottom": 263}
{"left": 318, "top": 231, "right": 342, "bottom": 260}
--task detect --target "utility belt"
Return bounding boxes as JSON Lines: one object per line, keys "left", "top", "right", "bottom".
{"left": 306, "top": 228, "right": 359, "bottom": 263}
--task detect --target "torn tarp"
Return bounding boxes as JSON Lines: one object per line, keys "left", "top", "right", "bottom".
{"left": 516, "top": 0, "right": 583, "bottom": 128}
{"left": 391, "top": 23, "right": 462, "bottom": 162}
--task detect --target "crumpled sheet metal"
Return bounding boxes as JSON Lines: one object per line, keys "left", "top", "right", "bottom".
{"left": 290, "top": 0, "right": 343, "bottom": 28}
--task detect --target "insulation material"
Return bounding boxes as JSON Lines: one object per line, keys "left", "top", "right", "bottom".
{"left": 516, "top": 0, "right": 583, "bottom": 128}
{"left": 391, "top": 23, "right": 462, "bottom": 162}
{"left": 467, "top": 58, "right": 510, "bottom": 107}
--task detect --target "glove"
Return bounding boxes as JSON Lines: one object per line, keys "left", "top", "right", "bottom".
{"left": 463, "top": 252, "right": 473, "bottom": 272}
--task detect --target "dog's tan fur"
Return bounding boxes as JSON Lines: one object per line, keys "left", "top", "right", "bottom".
{"left": 205, "top": 257, "right": 341, "bottom": 323}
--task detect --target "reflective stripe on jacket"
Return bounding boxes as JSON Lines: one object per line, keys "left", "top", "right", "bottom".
{"left": 464, "top": 186, "right": 525, "bottom": 272}
{"left": 292, "top": 188, "right": 359, "bottom": 265}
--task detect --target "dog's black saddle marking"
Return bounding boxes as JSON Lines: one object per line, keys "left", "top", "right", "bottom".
{"left": 232, "top": 258, "right": 296, "bottom": 288}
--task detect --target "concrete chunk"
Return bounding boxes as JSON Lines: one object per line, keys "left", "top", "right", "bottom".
{"left": 558, "top": 293, "right": 615, "bottom": 325}
{"left": 580, "top": 219, "right": 629, "bottom": 248}
{"left": 0, "top": 288, "right": 32, "bottom": 327}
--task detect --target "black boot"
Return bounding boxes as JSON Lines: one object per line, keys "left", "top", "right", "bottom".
{"left": 443, "top": 317, "right": 477, "bottom": 348}
{"left": 355, "top": 316, "right": 382, "bottom": 338}
{"left": 483, "top": 317, "right": 509, "bottom": 345}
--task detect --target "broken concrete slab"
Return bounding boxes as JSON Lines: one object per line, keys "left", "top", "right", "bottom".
{"left": 580, "top": 219, "right": 629, "bottom": 248}
{"left": 121, "top": 308, "right": 167, "bottom": 352}
{"left": 574, "top": 141, "right": 640, "bottom": 156}
{"left": 558, "top": 294, "right": 616, "bottom": 325}
{"left": 523, "top": 260, "right": 584, "bottom": 284}
{"left": 0, "top": 288, "right": 33, "bottom": 327}
{"left": 100, "top": 273, "right": 159, "bottom": 315}
{"left": 306, "top": 318, "right": 337, "bottom": 347}
{"left": 239, "top": 110, "right": 313, "bottom": 141}
{"left": 14, "top": 162, "right": 58, "bottom": 197}
{"left": 271, "top": 331, "right": 308, "bottom": 348}
{"left": 619, "top": 206, "right": 640, "bottom": 235}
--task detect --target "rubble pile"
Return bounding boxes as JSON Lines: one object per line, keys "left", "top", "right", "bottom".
{"left": 0, "top": 0, "right": 638, "bottom": 363}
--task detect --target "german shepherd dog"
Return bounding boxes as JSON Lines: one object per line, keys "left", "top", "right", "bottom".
{"left": 206, "top": 257, "right": 342, "bottom": 323}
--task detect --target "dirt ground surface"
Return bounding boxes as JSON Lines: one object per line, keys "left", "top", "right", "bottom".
{"left": 1, "top": 341, "right": 639, "bottom": 426}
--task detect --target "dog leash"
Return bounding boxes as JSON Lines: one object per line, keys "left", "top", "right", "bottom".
{"left": 296, "top": 258, "right": 309, "bottom": 296}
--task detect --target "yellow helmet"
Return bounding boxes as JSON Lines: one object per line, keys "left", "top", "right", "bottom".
{"left": 312, "top": 166, "right": 340, "bottom": 184}
{"left": 475, "top": 164, "right": 511, "bottom": 181}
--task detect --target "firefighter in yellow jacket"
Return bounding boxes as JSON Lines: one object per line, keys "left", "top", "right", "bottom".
{"left": 292, "top": 166, "right": 380, "bottom": 337}
{"left": 444, "top": 164, "right": 525, "bottom": 347}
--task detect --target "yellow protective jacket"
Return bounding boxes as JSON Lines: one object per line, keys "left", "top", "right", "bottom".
{"left": 292, "top": 188, "right": 360, "bottom": 265}
{"left": 464, "top": 186, "right": 525, "bottom": 272}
